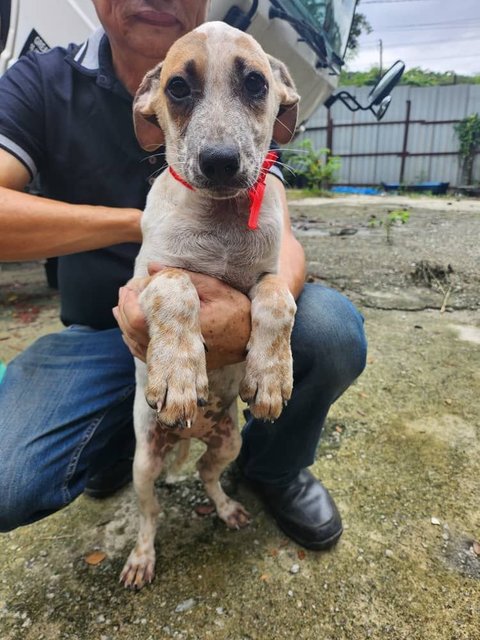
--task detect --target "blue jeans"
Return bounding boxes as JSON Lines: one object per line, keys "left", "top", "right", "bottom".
{"left": 0, "top": 284, "right": 366, "bottom": 531}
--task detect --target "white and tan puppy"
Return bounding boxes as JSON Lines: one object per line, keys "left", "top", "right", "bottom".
{"left": 120, "top": 21, "right": 299, "bottom": 590}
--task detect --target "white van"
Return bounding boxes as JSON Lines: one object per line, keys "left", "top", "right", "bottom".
{"left": 0, "top": 1, "right": 403, "bottom": 125}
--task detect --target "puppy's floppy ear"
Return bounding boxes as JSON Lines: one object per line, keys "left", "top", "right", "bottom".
{"left": 268, "top": 54, "right": 300, "bottom": 144}
{"left": 133, "top": 62, "right": 165, "bottom": 152}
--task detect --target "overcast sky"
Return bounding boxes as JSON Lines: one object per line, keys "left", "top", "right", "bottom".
{"left": 347, "top": 0, "right": 480, "bottom": 75}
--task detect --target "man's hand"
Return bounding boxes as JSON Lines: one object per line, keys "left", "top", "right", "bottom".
{"left": 113, "top": 264, "right": 252, "bottom": 370}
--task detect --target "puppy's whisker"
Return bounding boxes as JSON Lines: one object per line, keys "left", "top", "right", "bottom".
{"left": 140, "top": 151, "right": 167, "bottom": 163}
{"left": 273, "top": 117, "right": 294, "bottom": 138}
{"left": 274, "top": 162, "right": 296, "bottom": 178}
{"left": 147, "top": 165, "right": 168, "bottom": 181}
{"left": 278, "top": 148, "right": 311, "bottom": 154}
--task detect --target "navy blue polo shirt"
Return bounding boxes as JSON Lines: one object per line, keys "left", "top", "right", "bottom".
{"left": 0, "top": 29, "right": 162, "bottom": 329}
{"left": 0, "top": 29, "right": 283, "bottom": 330}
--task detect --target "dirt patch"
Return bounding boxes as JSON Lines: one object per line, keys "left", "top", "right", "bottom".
{"left": 290, "top": 194, "right": 480, "bottom": 312}
{"left": 1, "top": 194, "right": 479, "bottom": 640}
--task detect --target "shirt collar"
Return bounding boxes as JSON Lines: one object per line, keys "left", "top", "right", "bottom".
{"left": 66, "top": 28, "right": 131, "bottom": 101}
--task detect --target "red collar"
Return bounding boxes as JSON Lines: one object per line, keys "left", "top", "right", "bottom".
{"left": 168, "top": 151, "right": 278, "bottom": 230}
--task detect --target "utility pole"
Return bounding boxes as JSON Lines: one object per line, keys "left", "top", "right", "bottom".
{"left": 379, "top": 39, "right": 383, "bottom": 77}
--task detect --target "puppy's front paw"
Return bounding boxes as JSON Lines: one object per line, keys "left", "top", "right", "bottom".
{"left": 240, "top": 349, "right": 293, "bottom": 421}
{"left": 120, "top": 546, "right": 156, "bottom": 590}
{"left": 145, "top": 334, "right": 209, "bottom": 429}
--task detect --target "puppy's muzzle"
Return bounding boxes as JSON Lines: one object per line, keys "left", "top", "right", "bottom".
{"left": 198, "top": 145, "right": 241, "bottom": 187}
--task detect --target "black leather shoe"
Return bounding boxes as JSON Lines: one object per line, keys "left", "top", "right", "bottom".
{"left": 84, "top": 458, "right": 133, "bottom": 499}
{"left": 244, "top": 469, "right": 343, "bottom": 550}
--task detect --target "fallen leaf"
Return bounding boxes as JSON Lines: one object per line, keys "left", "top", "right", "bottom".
{"left": 259, "top": 574, "right": 270, "bottom": 582}
{"left": 194, "top": 503, "right": 215, "bottom": 516}
{"left": 269, "top": 548, "right": 278, "bottom": 557}
{"left": 297, "top": 550, "right": 306, "bottom": 560}
{"left": 335, "top": 425, "right": 343, "bottom": 433}
{"left": 444, "top": 398, "right": 453, "bottom": 406}
{"left": 13, "top": 305, "right": 41, "bottom": 324}
{"left": 84, "top": 551, "right": 107, "bottom": 566}
{"left": 473, "top": 541, "right": 480, "bottom": 556}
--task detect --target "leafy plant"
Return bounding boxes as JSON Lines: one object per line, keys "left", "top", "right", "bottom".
{"left": 454, "top": 113, "right": 480, "bottom": 184}
{"left": 340, "top": 66, "right": 480, "bottom": 87}
{"left": 368, "top": 209, "right": 410, "bottom": 245}
{"left": 346, "top": 1, "right": 373, "bottom": 55}
{"left": 282, "top": 139, "right": 341, "bottom": 190}
{"left": 301, "top": 0, "right": 372, "bottom": 56}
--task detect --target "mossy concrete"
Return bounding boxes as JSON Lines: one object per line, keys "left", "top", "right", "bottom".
{"left": 1, "top": 195, "right": 479, "bottom": 640}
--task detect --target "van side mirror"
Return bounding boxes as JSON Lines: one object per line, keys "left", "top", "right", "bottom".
{"left": 325, "top": 61, "right": 405, "bottom": 121}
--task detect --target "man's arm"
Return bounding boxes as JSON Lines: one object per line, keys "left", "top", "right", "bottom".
{"left": 0, "top": 149, "right": 142, "bottom": 261}
{"left": 269, "top": 174, "right": 306, "bottom": 299}
{"left": 114, "top": 177, "right": 305, "bottom": 369}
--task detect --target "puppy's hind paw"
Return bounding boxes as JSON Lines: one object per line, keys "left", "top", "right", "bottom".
{"left": 218, "top": 499, "right": 252, "bottom": 530}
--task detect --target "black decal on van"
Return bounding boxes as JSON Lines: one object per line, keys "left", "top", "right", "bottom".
{"left": 19, "top": 29, "right": 50, "bottom": 56}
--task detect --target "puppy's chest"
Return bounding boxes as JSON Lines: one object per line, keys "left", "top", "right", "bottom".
{"left": 138, "top": 200, "right": 281, "bottom": 292}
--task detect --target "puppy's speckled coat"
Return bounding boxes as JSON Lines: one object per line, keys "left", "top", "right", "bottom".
{"left": 120, "top": 22, "right": 299, "bottom": 590}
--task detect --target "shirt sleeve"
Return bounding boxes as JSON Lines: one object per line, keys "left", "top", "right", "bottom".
{"left": 0, "top": 53, "right": 46, "bottom": 179}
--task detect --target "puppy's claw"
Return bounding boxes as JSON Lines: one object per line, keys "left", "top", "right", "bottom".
{"left": 146, "top": 395, "right": 158, "bottom": 411}
{"left": 120, "top": 554, "right": 155, "bottom": 591}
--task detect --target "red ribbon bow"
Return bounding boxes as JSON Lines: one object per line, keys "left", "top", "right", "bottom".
{"left": 168, "top": 150, "right": 279, "bottom": 230}
{"left": 246, "top": 150, "right": 278, "bottom": 230}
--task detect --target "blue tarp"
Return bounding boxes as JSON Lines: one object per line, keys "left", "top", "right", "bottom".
{"left": 331, "top": 186, "right": 381, "bottom": 195}
{"left": 382, "top": 182, "right": 449, "bottom": 195}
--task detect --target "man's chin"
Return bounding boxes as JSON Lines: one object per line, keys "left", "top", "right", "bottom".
{"left": 126, "top": 20, "right": 184, "bottom": 56}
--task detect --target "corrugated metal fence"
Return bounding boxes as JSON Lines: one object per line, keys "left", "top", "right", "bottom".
{"left": 296, "top": 84, "right": 480, "bottom": 187}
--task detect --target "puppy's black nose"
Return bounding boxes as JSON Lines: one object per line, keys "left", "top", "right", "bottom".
{"left": 199, "top": 146, "right": 240, "bottom": 184}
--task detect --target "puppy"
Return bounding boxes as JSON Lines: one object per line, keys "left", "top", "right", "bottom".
{"left": 120, "top": 21, "right": 299, "bottom": 590}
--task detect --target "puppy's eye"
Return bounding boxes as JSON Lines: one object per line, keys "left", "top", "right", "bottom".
{"left": 244, "top": 72, "right": 267, "bottom": 98}
{"left": 167, "top": 77, "right": 191, "bottom": 100}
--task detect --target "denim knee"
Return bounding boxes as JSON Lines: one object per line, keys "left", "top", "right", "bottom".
{"left": 292, "top": 284, "right": 367, "bottom": 394}
{"left": 0, "top": 448, "right": 35, "bottom": 532}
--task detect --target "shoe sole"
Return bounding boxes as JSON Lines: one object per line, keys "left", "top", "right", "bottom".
{"left": 272, "top": 515, "right": 343, "bottom": 551}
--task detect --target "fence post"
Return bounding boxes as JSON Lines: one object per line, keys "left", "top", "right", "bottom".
{"left": 326, "top": 108, "right": 334, "bottom": 156}
{"left": 399, "top": 99, "right": 411, "bottom": 184}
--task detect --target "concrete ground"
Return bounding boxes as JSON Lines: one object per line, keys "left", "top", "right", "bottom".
{"left": 0, "top": 194, "right": 479, "bottom": 640}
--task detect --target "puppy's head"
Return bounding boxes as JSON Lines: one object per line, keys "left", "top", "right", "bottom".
{"left": 134, "top": 21, "right": 299, "bottom": 195}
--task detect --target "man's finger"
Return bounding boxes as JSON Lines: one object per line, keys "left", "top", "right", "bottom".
{"left": 121, "top": 335, "right": 146, "bottom": 362}
{"left": 114, "top": 297, "right": 149, "bottom": 349}
{"left": 120, "top": 288, "right": 149, "bottom": 334}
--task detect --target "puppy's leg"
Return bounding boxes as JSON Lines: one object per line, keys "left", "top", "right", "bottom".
{"left": 120, "top": 384, "right": 177, "bottom": 590}
{"left": 197, "top": 410, "right": 251, "bottom": 529}
{"left": 240, "top": 274, "right": 296, "bottom": 421}
{"left": 165, "top": 439, "right": 190, "bottom": 484}
{"left": 140, "top": 269, "right": 209, "bottom": 429}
